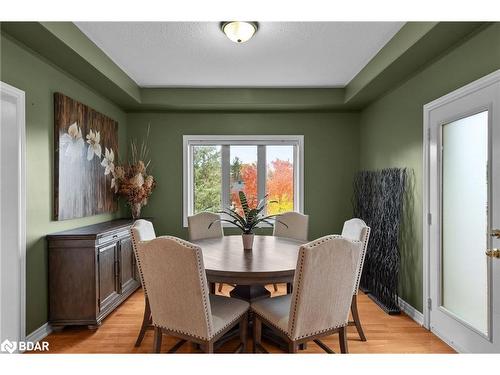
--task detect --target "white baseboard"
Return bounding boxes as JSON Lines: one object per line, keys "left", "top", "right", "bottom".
{"left": 26, "top": 322, "right": 52, "bottom": 343}
{"left": 398, "top": 297, "right": 424, "bottom": 326}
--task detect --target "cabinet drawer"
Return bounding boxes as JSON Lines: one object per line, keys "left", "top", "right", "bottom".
{"left": 97, "top": 230, "right": 129, "bottom": 246}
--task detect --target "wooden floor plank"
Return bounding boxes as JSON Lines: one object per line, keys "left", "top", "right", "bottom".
{"left": 30, "top": 285, "right": 454, "bottom": 354}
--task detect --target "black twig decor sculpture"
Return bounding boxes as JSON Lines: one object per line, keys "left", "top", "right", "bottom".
{"left": 352, "top": 168, "right": 408, "bottom": 314}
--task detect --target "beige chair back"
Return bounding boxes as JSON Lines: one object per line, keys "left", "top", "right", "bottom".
{"left": 273, "top": 212, "right": 309, "bottom": 242}
{"left": 131, "top": 219, "right": 156, "bottom": 242}
{"left": 188, "top": 212, "right": 224, "bottom": 241}
{"left": 287, "top": 236, "right": 362, "bottom": 340}
{"left": 341, "top": 218, "right": 371, "bottom": 295}
{"left": 135, "top": 236, "right": 215, "bottom": 340}
{"left": 130, "top": 220, "right": 157, "bottom": 294}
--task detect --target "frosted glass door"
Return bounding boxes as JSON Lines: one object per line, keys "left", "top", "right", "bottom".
{"left": 427, "top": 72, "right": 500, "bottom": 353}
{"left": 441, "top": 111, "right": 489, "bottom": 335}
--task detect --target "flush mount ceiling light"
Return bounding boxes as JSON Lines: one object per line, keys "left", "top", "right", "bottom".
{"left": 221, "top": 21, "right": 258, "bottom": 43}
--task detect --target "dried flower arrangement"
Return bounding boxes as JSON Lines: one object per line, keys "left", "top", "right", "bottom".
{"left": 112, "top": 126, "right": 156, "bottom": 219}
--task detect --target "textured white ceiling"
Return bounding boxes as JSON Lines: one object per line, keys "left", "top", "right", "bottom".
{"left": 75, "top": 22, "right": 404, "bottom": 88}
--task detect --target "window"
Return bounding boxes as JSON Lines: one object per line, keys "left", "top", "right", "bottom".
{"left": 183, "top": 135, "right": 304, "bottom": 226}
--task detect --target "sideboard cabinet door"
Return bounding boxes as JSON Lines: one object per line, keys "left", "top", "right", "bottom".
{"left": 119, "top": 237, "right": 139, "bottom": 293}
{"left": 98, "top": 242, "right": 120, "bottom": 313}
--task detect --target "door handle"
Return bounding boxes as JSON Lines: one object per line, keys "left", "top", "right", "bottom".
{"left": 486, "top": 249, "right": 500, "bottom": 258}
{"left": 490, "top": 229, "right": 500, "bottom": 239}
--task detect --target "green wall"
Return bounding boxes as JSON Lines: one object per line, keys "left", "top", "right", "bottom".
{"left": 3, "top": 22, "right": 499, "bottom": 335}
{"left": 127, "top": 112, "right": 360, "bottom": 240}
{"left": 0, "top": 33, "right": 128, "bottom": 334}
{"left": 359, "top": 23, "right": 500, "bottom": 312}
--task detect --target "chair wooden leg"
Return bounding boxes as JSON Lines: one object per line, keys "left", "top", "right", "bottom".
{"left": 288, "top": 341, "right": 298, "bottom": 353}
{"left": 167, "top": 339, "right": 187, "bottom": 353}
{"left": 209, "top": 282, "right": 216, "bottom": 294}
{"left": 240, "top": 314, "right": 248, "bottom": 353}
{"left": 253, "top": 316, "right": 262, "bottom": 353}
{"left": 286, "top": 283, "right": 292, "bottom": 294}
{"left": 313, "top": 339, "right": 334, "bottom": 353}
{"left": 339, "top": 326, "right": 348, "bottom": 354}
{"left": 135, "top": 295, "right": 152, "bottom": 347}
{"left": 205, "top": 341, "right": 214, "bottom": 353}
{"left": 273, "top": 283, "right": 278, "bottom": 292}
{"left": 218, "top": 283, "right": 223, "bottom": 293}
{"left": 153, "top": 327, "right": 162, "bottom": 353}
{"left": 351, "top": 294, "right": 367, "bottom": 341}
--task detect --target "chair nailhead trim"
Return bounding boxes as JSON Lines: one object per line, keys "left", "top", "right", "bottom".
{"left": 288, "top": 235, "right": 362, "bottom": 340}
{"left": 194, "top": 245, "right": 214, "bottom": 337}
{"left": 293, "top": 323, "right": 347, "bottom": 340}
{"left": 250, "top": 307, "right": 289, "bottom": 336}
{"left": 130, "top": 229, "right": 149, "bottom": 297}
{"left": 154, "top": 323, "right": 209, "bottom": 341}
{"left": 210, "top": 309, "right": 247, "bottom": 338}
{"left": 353, "top": 226, "right": 370, "bottom": 296}
{"left": 251, "top": 307, "right": 347, "bottom": 341}
{"left": 155, "top": 308, "right": 247, "bottom": 341}
{"left": 289, "top": 248, "right": 305, "bottom": 337}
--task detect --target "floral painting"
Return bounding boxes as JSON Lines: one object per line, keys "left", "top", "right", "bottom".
{"left": 54, "top": 93, "right": 118, "bottom": 220}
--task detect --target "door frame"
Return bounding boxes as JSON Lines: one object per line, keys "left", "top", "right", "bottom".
{"left": 0, "top": 81, "right": 26, "bottom": 342}
{"left": 423, "top": 69, "right": 500, "bottom": 337}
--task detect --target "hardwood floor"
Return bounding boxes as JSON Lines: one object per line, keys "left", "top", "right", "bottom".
{"left": 33, "top": 285, "right": 454, "bottom": 354}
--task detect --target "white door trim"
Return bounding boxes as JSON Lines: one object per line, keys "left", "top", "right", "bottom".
{"left": 0, "top": 81, "right": 26, "bottom": 341}
{"left": 423, "top": 69, "right": 500, "bottom": 331}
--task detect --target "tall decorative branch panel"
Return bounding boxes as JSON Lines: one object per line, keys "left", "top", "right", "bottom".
{"left": 54, "top": 93, "right": 118, "bottom": 220}
{"left": 352, "top": 168, "right": 408, "bottom": 314}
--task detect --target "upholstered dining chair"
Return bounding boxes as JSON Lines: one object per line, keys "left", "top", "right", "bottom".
{"left": 251, "top": 235, "right": 363, "bottom": 353}
{"left": 135, "top": 235, "right": 249, "bottom": 353}
{"left": 130, "top": 219, "right": 156, "bottom": 347}
{"left": 273, "top": 211, "right": 309, "bottom": 242}
{"left": 341, "top": 218, "right": 371, "bottom": 341}
{"left": 188, "top": 212, "right": 224, "bottom": 241}
{"left": 188, "top": 212, "right": 228, "bottom": 293}
{"left": 272, "top": 211, "right": 309, "bottom": 292}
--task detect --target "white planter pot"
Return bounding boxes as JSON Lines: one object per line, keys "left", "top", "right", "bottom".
{"left": 242, "top": 233, "right": 254, "bottom": 250}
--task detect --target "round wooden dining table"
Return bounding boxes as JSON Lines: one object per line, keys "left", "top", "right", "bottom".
{"left": 193, "top": 235, "right": 304, "bottom": 302}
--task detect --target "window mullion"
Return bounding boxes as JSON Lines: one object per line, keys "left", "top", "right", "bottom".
{"left": 293, "top": 144, "right": 298, "bottom": 212}
{"left": 221, "top": 145, "right": 230, "bottom": 210}
{"left": 257, "top": 145, "right": 266, "bottom": 214}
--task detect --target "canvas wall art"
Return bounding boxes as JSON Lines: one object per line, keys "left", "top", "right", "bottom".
{"left": 54, "top": 93, "right": 118, "bottom": 220}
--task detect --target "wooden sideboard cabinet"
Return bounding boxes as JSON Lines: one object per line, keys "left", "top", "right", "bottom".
{"left": 47, "top": 219, "right": 141, "bottom": 330}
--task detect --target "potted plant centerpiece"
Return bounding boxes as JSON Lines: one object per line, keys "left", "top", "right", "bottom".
{"left": 209, "top": 191, "right": 287, "bottom": 250}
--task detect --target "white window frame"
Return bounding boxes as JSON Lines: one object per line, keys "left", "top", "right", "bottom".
{"left": 183, "top": 135, "right": 304, "bottom": 227}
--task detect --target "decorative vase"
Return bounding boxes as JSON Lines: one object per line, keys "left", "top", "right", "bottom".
{"left": 242, "top": 233, "right": 254, "bottom": 250}
{"left": 131, "top": 203, "right": 142, "bottom": 220}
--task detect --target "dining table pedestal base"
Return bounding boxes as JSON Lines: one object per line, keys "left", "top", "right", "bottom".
{"left": 229, "top": 284, "right": 271, "bottom": 302}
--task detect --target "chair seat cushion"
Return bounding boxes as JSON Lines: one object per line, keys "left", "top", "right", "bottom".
{"left": 251, "top": 295, "right": 291, "bottom": 335}
{"left": 210, "top": 295, "right": 249, "bottom": 337}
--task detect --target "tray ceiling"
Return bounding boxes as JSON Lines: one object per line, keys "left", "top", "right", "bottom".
{"left": 75, "top": 22, "right": 404, "bottom": 88}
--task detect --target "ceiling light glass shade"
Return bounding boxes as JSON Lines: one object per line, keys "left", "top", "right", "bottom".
{"left": 222, "top": 21, "right": 257, "bottom": 43}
